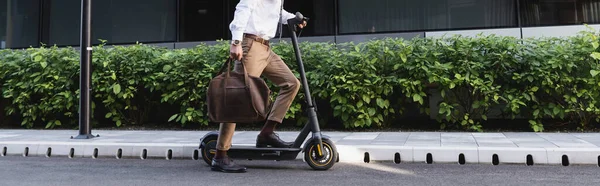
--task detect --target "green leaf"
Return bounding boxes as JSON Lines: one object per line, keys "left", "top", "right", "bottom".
{"left": 376, "top": 98, "right": 385, "bottom": 108}
{"left": 531, "top": 86, "right": 539, "bottom": 92}
{"left": 116, "top": 120, "right": 122, "bottom": 127}
{"left": 400, "top": 53, "right": 407, "bottom": 62}
{"left": 34, "top": 55, "right": 42, "bottom": 62}
{"left": 529, "top": 120, "right": 536, "bottom": 126}
{"left": 342, "top": 113, "right": 349, "bottom": 121}
{"left": 113, "top": 84, "right": 122, "bottom": 95}
{"left": 472, "top": 102, "right": 480, "bottom": 109}
{"left": 112, "top": 72, "right": 117, "bottom": 80}
{"left": 591, "top": 52, "right": 600, "bottom": 60}
{"left": 368, "top": 108, "right": 376, "bottom": 116}
{"left": 40, "top": 62, "right": 48, "bottom": 68}
{"left": 357, "top": 101, "right": 363, "bottom": 108}
{"left": 362, "top": 95, "right": 371, "bottom": 104}
{"left": 553, "top": 106, "right": 561, "bottom": 115}
{"left": 591, "top": 70, "right": 600, "bottom": 77}
{"left": 370, "top": 58, "right": 377, "bottom": 64}
{"left": 412, "top": 94, "right": 423, "bottom": 104}
{"left": 163, "top": 65, "right": 172, "bottom": 72}
{"left": 533, "top": 109, "right": 540, "bottom": 117}
{"left": 168, "top": 114, "right": 178, "bottom": 122}
{"left": 54, "top": 120, "right": 61, "bottom": 126}
{"left": 105, "top": 112, "right": 113, "bottom": 118}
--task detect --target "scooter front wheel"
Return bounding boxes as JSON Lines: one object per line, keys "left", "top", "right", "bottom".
{"left": 304, "top": 138, "right": 337, "bottom": 170}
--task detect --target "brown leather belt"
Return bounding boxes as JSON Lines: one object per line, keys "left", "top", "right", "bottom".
{"left": 244, "top": 34, "right": 269, "bottom": 46}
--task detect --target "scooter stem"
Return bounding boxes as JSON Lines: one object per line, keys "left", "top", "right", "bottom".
{"left": 287, "top": 13, "right": 324, "bottom": 157}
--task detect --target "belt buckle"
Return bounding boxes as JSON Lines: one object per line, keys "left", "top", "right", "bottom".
{"left": 257, "top": 38, "right": 267, "bottom": 46}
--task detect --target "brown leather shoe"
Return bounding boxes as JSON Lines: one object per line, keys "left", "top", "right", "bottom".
{"left": 211, "top": 156, "right": 247, "bottom": 173}
{"left": 256, "top": 133, "right": 293, "bottom": 148}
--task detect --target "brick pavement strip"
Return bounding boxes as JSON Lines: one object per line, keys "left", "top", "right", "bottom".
{"left": 1, "top": 130, "right": 600, "bottom": 166}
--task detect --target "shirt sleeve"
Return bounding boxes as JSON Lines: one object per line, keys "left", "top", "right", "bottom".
{"left": 229, "top": 0, "right": 258, "bottom": 41}
{"left": 280, "top": 10, "right": 297, "bottom": 25}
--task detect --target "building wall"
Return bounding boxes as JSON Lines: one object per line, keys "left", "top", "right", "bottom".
{"left": 2, "top": 0, "right": 600, "bottom": 49}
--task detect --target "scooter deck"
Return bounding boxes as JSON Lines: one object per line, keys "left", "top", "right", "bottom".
{"left": 226, "top": 146, "right": 303, "bottom": 161}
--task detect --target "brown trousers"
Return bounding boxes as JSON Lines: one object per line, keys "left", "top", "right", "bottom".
{"left": 216, "top": 36, "right": 301, "bottom": 151}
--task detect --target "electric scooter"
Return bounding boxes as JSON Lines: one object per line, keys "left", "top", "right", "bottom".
{"left": 199, "top": 12, "right": 338, "bottom": 171}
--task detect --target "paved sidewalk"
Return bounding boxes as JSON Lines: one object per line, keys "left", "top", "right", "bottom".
{"left": 1, "top": 130, "right": 600, "bottom": 166}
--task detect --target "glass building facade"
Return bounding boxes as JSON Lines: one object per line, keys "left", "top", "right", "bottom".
{"left": 1, "top": 0, "right": 600, "bottom": 49}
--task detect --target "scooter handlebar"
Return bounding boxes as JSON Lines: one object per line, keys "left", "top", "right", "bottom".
{"left": 287, "top": 12, "right": 309, "bottom": 26}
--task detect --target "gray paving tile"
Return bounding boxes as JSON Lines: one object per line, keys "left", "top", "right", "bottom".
{"left": 441, "top": 135, "right": 475, "bottom": 141}
{"left": 408, "top": 132, "right": 441, "bottom": 137}
{"left": 472, "top": 137, "right": 510, "bottom": 141}
{"left": 374, "top": 132, "right": 410, "bottom": 141}
{"left": 477, "top": 143, "right": 518, "bottom": 147}
{"left": 441, "top": 132, "right": 474, "bottom": 137}
{"left": 546, "top": 139, "right": 593, "bottom": 143}
{"left": 503, "top": 132, "right": 541, "bottom": 138}
{"left": 537, "top": 134, "right": 583, "bottom": 144}
{"left": 406, "top": 139, "right": 440, "bottom": 144}
{"left": 580, "top": 141, "right": 600, "bottom": 147}
{"left": 369, "top": 141, "right": 407, "bottom": 145}
{"left": 442, "top": 139, "right": 477, "bottom": 143}
{"left": 342, "top": 133, "right": 381, "bottom": 140}
{"left": 572, "top": 133, "right": 600, "bottom": 138}
{"left": 441, "top": 142, "right": 479, "bottom": 147}
{"left": 403, "top": 142, "right": 440, "bottom": 147}
{"left": 509, "top": 138, "right": 549, "bottom": 142}
{"left": 407, "top": 136, "right": 440, "bottom": 142}
{"left": 551, "top": 143, "right": 597, "bottom": 148}
{"left": 471, "top": 133, "right": 506, "bottom": 137}
{"left": 404, "top": 139, "right": 441, "bottom": 145}
{"left": 474, "top": 139, "right": 515, "bottom": 144}
{"left": 514, "top": 142, "right": 558, "bottom": 148}
{"left": 336, "top": 140, "right": 373, "bottom": 145}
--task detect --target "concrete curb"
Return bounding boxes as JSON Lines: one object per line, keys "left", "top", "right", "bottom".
{"left": 2, "top": 141, "right": 599, "bottom": 166}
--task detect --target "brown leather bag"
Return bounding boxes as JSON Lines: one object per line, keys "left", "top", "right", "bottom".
{"left": 207, "top": 58, "right": 272, "bottom": 123}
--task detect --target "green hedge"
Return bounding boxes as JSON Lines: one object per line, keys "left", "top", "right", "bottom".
{"left": 2, "top": 29, "right": 600, "bottom": 132}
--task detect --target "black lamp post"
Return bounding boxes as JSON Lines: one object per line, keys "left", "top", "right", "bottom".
{"left": 72, "top": 0, "right": 96, "bottom": 139}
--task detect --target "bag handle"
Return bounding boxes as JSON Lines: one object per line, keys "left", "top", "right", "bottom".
{"left": 217, "top": 57, "right": 251, "bottom": 87}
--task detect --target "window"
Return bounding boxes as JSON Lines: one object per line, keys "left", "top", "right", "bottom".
{"left": 520, "top": 0, "right": 600, "bottom": 26}
{"left": 47, "top": 0, "right": 177, "bottom": 46}
{"left": 0, "top": 0, "right": 40, "bottom": 49}
{"left": 338, "top": 0, "right": 517, "bottom": 34}
{"left": 281, "top": 0, "right": 336, "bottom": 37}
{"left": 179, "top": 0, "right": 228, "bottom": 42}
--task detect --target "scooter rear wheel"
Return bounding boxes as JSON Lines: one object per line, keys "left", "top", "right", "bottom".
{"left": 200, "top": 134, "right": 218, "bottom": 166}
{"left": 304, "top": 138, "right": 337, "bottom": 170}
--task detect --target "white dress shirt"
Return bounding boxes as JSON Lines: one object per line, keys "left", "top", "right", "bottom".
{"left": 229, "top": 0, "right": 297, "bottom": 41}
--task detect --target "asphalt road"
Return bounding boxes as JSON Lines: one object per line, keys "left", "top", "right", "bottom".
{"left": 1, "top": 156, "right": 600, "bottom": 186}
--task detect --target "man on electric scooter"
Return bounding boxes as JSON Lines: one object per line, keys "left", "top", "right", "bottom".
{"left": 211, "top": 0, "right": 308, "bottom": 173}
